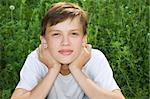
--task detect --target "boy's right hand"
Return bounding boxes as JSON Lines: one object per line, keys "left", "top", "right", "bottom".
{"left": 38, "top": 44, "right": 61, "bottom": 71}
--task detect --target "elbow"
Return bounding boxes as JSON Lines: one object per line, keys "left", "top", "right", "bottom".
{"left": 113, "top": 95, "right": 126, "bottom": 99}
{"left": 88, "top": 93, "right": 125, "bottom": 99}
{"left": 120, "top": 96, "right": 126, "bottom": 99}
{"left": 116, "top": 93, "right": 125, "bottom": 99}
{"left": 10, "top": 92, "right": 32, "bottom": 99}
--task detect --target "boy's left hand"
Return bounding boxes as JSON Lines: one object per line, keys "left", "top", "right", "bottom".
{"left": 69, "top": 43, "right": 92, "bottom": 71}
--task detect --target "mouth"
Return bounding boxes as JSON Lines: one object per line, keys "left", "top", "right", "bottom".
{"left": 58, "top": 49, "right": 73, "bottom": 56}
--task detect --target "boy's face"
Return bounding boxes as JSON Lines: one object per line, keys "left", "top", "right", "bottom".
{"left": 43, "top": 17, "right": 85, "bottom": 64}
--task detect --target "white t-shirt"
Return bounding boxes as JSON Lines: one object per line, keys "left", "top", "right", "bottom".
{"left": 16, "top": 48, "right": 120, "bottom": 99}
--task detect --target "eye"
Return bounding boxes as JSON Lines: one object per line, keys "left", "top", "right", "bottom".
{"left": 71, "top": 32, "right": 79, "bottom": 36}
{"left": 52, "top": 33, "right": 60, "bottom": 37}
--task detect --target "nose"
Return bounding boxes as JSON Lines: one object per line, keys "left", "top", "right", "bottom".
{"left": 61, "top": 35, "right": 70, "bottom": 46}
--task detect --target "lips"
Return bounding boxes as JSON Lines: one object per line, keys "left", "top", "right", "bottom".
{"left": 58, "top": 49, "right": 73, "bottom": 56}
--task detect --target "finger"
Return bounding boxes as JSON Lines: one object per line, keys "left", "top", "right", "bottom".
{"left": 84, "top": 44, "right": 92, "bottom": 54}
{"left": 43, "top": 43, "right": 48, "bottom": 49}
{"left": 82, "top": 42, "right": 87, "bottom": 48}
{"left": 86, "top": 44, "right": 92, "bottom": 52}
{"left": 83, "top": 44, "right": 88, "bottom": 53}
{"left": 41, "top": 39, "right": 48, "bottom": 49}
{"left": 37, "top": 46, "right": 40, "bottom": 56}
{"left": 40, "top": 44, "right": 44, "bottom": 52}
{"left": 41, "top": 42, "right": 47, "bottom": 52}
{"left": 38, "top": 44, "right": 42, "bottom": 59}
{"left": 82, "top": 42, "right": 87, "bottom": 49}
{"left": 39, "top": 44, "right": 41, "bottom": 53}
{"left": 41, "top": 42, "right": 45, "bottom": 49}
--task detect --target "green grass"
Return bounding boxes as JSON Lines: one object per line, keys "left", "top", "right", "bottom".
{"left": 0, "top": 0, "right": 149, "bottom": 98}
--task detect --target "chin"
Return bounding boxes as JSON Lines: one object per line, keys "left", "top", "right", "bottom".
{"left": 58, "top": 60, "right": 72, "bottom": 65}
{"left": 54, "top": 53, "right": 78, "bottom": 65}
{"left": 56, "top": 57, "right": 74, "bottom": 65}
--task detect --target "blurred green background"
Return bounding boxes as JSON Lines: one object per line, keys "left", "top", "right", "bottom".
{"left": 0, "top": 0, "right": 149, "bottom": 99}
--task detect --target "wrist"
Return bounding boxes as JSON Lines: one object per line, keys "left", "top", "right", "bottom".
{"left": 48, "top": 67, "right": 60, "bottom": 74}
{"left": 47, "top": 62, "right": 61, "bottom": 68}
{"left": 69, "top": 65, "right": 81, "bottom": 72}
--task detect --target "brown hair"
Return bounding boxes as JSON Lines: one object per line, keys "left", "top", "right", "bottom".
{"left": 41, "top": 2, "right": 88, "bottom": 36}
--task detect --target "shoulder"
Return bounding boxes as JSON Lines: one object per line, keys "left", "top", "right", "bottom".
{"left": 91, "top": 49, "right": 105, "bottom": 59}
{"left": 23, "top": 48, "right": 39, "bottom": 67}
{"left": 21, "top": 48, "right": 40, "bottom": 70}
{"left": 87, "top": 48, "right": 111, "bottom": 69}
{"left": 87, "top": 48, "right": 107, "bottom": 65}
{"left": 26, "top": 48, "right": 43, "bottom": 65}
{"left": 21, "top": 48, "right": 48, "bottom": 76}
{"left": 84, "top": 48, "right": 111, "bottom": 75}
{"left": 27, "top": 48, "right": 39, "bottom": 60}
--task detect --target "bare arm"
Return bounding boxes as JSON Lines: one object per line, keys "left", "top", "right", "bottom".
{"left": 69, "top": 67, "right": 125, "bottom": 99}
{"left": 11, "top": 68, "right": 60, "bottom": 99}
{"left": 69, "top": 43, "right": 125, "bottom": 99}
{"left": 11, "top": 42, "right": 61, "bottom": 99}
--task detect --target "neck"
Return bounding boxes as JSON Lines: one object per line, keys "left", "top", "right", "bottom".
{"left": 60, "top": 64, "right": 70, "bottom": 75}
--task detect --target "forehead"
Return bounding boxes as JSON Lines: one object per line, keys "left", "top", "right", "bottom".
{"left": 46, "top": 17, "right": 83, "bottom": 32}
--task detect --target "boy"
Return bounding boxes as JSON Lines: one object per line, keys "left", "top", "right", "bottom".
{"left": 11, "top": 2, "right": 125, "bottom": 99}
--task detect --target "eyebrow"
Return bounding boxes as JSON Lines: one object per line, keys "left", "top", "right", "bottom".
{"left": 48, "top": 30, "right": 61, "bottom": 32}
{"left": 48, "top": 29, "right": 80, "bottom": 32}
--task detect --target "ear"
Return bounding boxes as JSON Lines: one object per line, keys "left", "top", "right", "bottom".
{"left": 40, "top": 36, "right": 48, "bottom": 48}
{"left": 40, "top": 36, "right": 47, "bottom": 44}
{"left": 83, "top": 35, "right": 87, "bottom": 43}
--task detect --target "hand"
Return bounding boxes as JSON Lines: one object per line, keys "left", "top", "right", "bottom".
{"left": 38, "top": 43, "right": 61, "bottom": 71}
{"left": 69, "top": 43, "right": 92, "bottom": 71}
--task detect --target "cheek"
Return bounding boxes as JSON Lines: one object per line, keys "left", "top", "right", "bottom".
{"left": 47, "top": 38, "right": 60, "bottom": 47}
{"left": 72, "top": 40, "right": 83, "bottom": 53}
{"left": 47, "top": 39, "right": 60, "bottom": 52}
